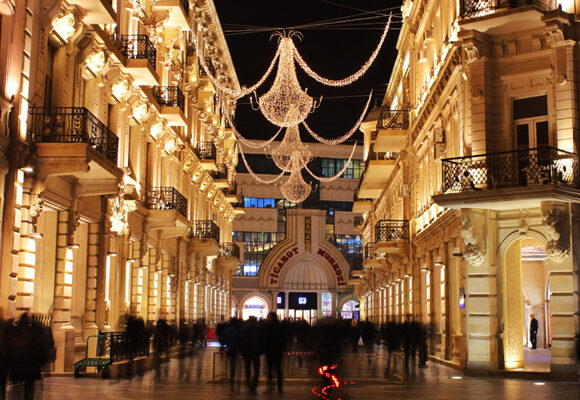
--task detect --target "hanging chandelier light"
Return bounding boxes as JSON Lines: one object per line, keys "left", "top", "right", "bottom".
{"left": 280, "top": 164, "right": 312, "bottom": 204}
{"left": 257, "top": 36, "right": 314, "bottom": 127}
{"left": 193, "top": 14, "right": 394, "bottom": 203}
{"left": 271, "top": 125, "right": 312, "bottom": 172}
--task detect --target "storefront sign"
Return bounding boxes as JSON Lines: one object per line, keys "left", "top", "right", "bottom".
{"left": 276, "top": 292, "right": 285, "bottom": 308}
{"left": 269, "top": 247, "right": 300, "bottom": 284}
{"left": 289, "top": 292, "right": 317, "bottom": 310}
{"left": 316, "top": 248, "right": 346, "bottom": 286}
{"left": 304, "top": 217, "right": 311, "bottom": 251}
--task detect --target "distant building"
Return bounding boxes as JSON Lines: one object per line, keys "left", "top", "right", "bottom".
{"left": 231, "top": 142, "right": 363, "bottom": 323}
{"left": 355, "top": 0, "right": 580, "bottom": 378}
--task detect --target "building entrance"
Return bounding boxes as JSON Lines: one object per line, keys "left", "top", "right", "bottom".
{"left": 241, "top": 295, "right": 268, "bottom": 320}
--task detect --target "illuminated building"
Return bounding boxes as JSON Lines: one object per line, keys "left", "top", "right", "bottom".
{"left": 355, "top": 0, "right": 580, "bottom": 378}
{"left": 0, "top": 0, "right": 240, "bottom": 372}
{"left": 231, "top": 142, "right": 364, "bottom": 322}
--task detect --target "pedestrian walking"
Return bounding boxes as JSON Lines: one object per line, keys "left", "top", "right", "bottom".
{"left": 530, "top": 314, "right": 538, "bottom": 349}
{"left": 240, "top": 316, "right": 263, "bottom": 394}
{"left": 264, "top": 312, "right": 285, "bottom": 394}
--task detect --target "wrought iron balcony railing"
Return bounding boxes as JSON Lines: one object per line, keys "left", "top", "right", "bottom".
{"left": 115, "top": 34, "right": 156, "bottom": 69}
{"left": 200, "top": 57, "right": 216, "bottom": 77}
{"left": 222, "top": 182, "right": 237, "bottom": 195}
{"left": 196, "top": 141, "right": 217, "bottom": 161}
{"left": 152, "top": 86, "right": 185, "bottom": 112}
{"left": 375, "top": 220, "right": 409, "bottom": 243}
{"left": 146, "top": 187, "right": 188, "bottom": 218}
{"left": 377, "top": 109, "right": 410, "bottom": 131}
{"left": 219, "top": 242, "right": 240, "bottom": 259}
{"left": 353, "top": 216, "right": 365, "bottom": 227}
{"left": 441, "top": 147, "right": 580, "bottom": 193}
{"left": 460, "top": 0, "right": 556, "bottom": 19}
{"left": 363, "top": 243, "right": 377, "bottom": 262}
{"left": 368, "top": 151, "right": 399, "bottom": 161}
{"left": 29, "top": 107, "right": 119, "bottom": 163}
{"left": 190, "top": 220, "right": 220, "bottom": 241}
{"left": 210, "top": 169, "right": 228, "bottom": 180}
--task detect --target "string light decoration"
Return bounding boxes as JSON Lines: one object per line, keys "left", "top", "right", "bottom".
{"left": 271, "top": 125, "right": 313, "bottom": 172}
{"left": 280, "top": 164, "right": 312, "bottom": 203}
{"left": 193, "top": 15, "right": 394, "bottom": 202}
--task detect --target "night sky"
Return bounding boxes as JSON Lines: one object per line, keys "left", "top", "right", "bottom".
{"left": 213, "top": 0, "right": 403, "bottom": 141}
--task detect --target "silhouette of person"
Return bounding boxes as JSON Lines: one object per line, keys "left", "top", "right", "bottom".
{"left": 264, "top": 312, "right": 285, "bottom": 394}
{"left": 530, "top": 314, "right": 538, "bottom": 349}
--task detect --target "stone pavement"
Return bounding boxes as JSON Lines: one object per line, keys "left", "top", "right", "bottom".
{"left": 5, "top": 347, "right": 579, "bottom": 400}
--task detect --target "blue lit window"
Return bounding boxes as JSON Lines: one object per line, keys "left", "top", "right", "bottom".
{"left": 243, "top": 197, "right": 276, "bottom": 208}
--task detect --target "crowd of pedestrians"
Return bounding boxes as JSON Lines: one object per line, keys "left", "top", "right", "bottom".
{"left": 216, "top": 314, "right": 432, "bottom": 395}
{"left": 0, "top": 310, "right": 53, "bottom": 400}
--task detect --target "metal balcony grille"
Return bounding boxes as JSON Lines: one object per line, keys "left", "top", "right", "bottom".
{"left": 190, "top": 220, "right": 220, "bottom": 241}
{"left": 200, "top": 57, "right": 216, "bottom": 77}
{"left": 460, "top": 0, "right": 556, "bottom": 19}
{"left": 375, "top": 220, "right": 409, "bottom": 243}
{"left": 196, "top": 141, "right": 217, "bottom": 160}
{"left": 377, "top": 109, "right": 409, "bottom": 130}
{"left": 363, "top": 243, "right": 375, "bottom": 262}
{"left": 115, "top": 34, "right": 156, "bottom": 69}
{"left": 441, "top": 147, "right": 580, "bottom": 193}
{"left": 353, "top": 216, "right": 364, "bottom": 227}
{"left": 146, "top": 187, "right": 187, "bottom": 218}
{"left": 29, "top": 107, "right": 119, "bottom": 163}
{"left": 219, "top": 242, "right": 240, "bottom": 258}
{"left": 152, "top": 86, "right": 185, "bottom": 112}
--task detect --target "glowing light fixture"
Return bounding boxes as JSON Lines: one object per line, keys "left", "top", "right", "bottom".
{"left": 52, "top": 13, "right": 76, "bottom": 44}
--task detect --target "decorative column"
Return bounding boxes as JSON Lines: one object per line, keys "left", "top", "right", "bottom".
{"left": 52, "top": 210, "right": 75, "bottom": 372}
{"left": 147, "top": 247, "right": 159, "bottom": 322}
{"left": 84, "top": 222, "right": 100, "bottom": 338}
{"left": 461, "top": 209, "right": 499, "bottom": 372}
{"left": 16, "top": 177, "right": 36, "bottom": 313}
{"left": 502, "top": 240, "right": 524, "bottom": 369}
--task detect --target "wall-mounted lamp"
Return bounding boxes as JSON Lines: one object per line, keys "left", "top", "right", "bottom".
{"left": 70, "top": 243, "right": 80, "bottom": 249}
{"left": 108, "top": 251, "right": 117, "bottom": 257}
{"left": 21, "top": 166, "right": 34, "bottom": 173}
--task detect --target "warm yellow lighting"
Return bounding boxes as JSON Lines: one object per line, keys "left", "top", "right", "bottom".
{"left": 164, "top": 138, "right": 176, "bottom": 154}
{"left": 52, "top": 13, "right": 76, "bottom": 43}
{"left": 132, "top": 103, "right": 148, "bottom": 123}
{"left": 111, "top": 79, "right": 130, "bottom": 102}
{"left": 150, "top": 121, "right": 165, "bottom": 140}
{"left": 85, "top": 51, "right": 106, "bottom": 75}
{"left": 21, "top": 166, "right": 34, "bottom": 173}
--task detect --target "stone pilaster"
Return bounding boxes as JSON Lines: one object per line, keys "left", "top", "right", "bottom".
{"left": 83, "top": 222, "right": 100, "bottom": 337}
{"left": 16, "top": 178, "right": 36, "bottom": 312}
{"left": 147, "top": 247, "right": 159, "bottom": 322}
{"left": 502, "top": 240, "right": 524, "bottom": 369}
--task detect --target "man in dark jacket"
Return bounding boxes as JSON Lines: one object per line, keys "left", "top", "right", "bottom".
{"left": 530, "top": 314, "right": 538, "bottom": 349}
{"left": 239, "top": 316, "right": 263, "bottom": 394}
{"left": 264, "top": 312, "right": 285, "bottom": 394}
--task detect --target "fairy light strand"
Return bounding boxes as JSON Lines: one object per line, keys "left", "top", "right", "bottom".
{"left": 293, "top": 13, "right": 392, "bottom": 87}
{"left": 227, "top": 113, "right": 284, "bottom": 149}
{"left": 237, "top": 143, "right": 286, "bottom": 184}
{"left": 303, "top": 91, "right": 372, "bottom": 145}
{"left": 192, "top": 31, "right": 281, "bottom": 99}
{"left": 305, "top": 141, "right": 358, "bottom": 182}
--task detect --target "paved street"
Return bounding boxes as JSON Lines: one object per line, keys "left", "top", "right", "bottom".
{"left": 5, "top": 347, "right": 578, "bottom": 400}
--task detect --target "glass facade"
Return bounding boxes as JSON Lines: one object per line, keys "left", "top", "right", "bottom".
{"left": 321, "top": 159, "right": 363, "bottom": 179}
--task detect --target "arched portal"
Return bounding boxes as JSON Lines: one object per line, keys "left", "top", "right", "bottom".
{"left": 241, "top": 295, "right": 269, "bottom": 320}
{"left": 501, "top": 236, "right": 551, "bottom": 371}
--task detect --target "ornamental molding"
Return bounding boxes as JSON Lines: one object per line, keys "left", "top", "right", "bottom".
{"left": 460, "top": 209, "right": 487, "bottom": 267}
{"left": 541, "top": 202, "right": 570, "bottom": 262}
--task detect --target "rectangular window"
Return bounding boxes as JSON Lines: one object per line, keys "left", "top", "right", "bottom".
{"left": 321, "top": 159, "right": 362, "bottom": 179}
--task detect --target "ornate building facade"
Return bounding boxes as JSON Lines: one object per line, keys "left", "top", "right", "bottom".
{"left": 231, "top": 142, "right": 364, "bottom": 323}
{"left": 0, "top": 0, "right": 241, "bottom": 372}
{"left": 355, "top": 0, "right": 579, "bottom": 378}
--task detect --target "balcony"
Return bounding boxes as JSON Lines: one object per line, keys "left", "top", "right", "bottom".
{"left": 29, "top": 107, "right": 122, "bottom": 182}
{"left": 433, "top": 147, "right": 580, "bottom": 210}
{"left": 222, "top": 182, "right": 238, "bottom": 201}
{"left": 459, "top": 0, "right": 556, "bottom": 34}
{"left": 374, "top": 220, "right": 409, "bottom": 254}
{"left": 352, "top": 198, "right": 373, "bottom": 213}
{"left": 146, "top": 187, "right": 187, "bottom": 217}
{"left": 188, "top": 220, "right": 220, "bottom": 256}
{"left": 357, "top": 152, "right": 398, "bottom": 198}
{"left": 153, "top": 0, "right": 190, "bottom": 31}
{"left": 362, "top": 242, "right": 386, "bottom": 269}
{"left": 353, "top": 216, "right": 365, "bottom": 230}
{"left": 231, "top": 200, "right": 246, "bottom": 216}
{"left": 67, "top": 0, "right": 115, "bottom": 24}
{"left": 198, "top": 57, "right": 216, "bottom": 93}
{"left": 114, "top": 34, "right": 158, "bottom": 85}
{"left": 216, "top": 242, "right": 241, "bottom": 271}
{"left": 195, "top": 141, "right": 217, "bottom": 170}
{"left": 375, "top": 109, "right": 409, "bottom": 153}
{"left": 148, "top": 86, "right": 187, "bottom": 126}
{"left": 210, "top": 169, "right": 229, "bottom": 188}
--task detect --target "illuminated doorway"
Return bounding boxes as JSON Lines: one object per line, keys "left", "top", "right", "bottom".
{"left": 341, "top": 300, "right": 359, "bottom": 320}
{"left": 242, "top": 295, "right": 268, "bottom": 320}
